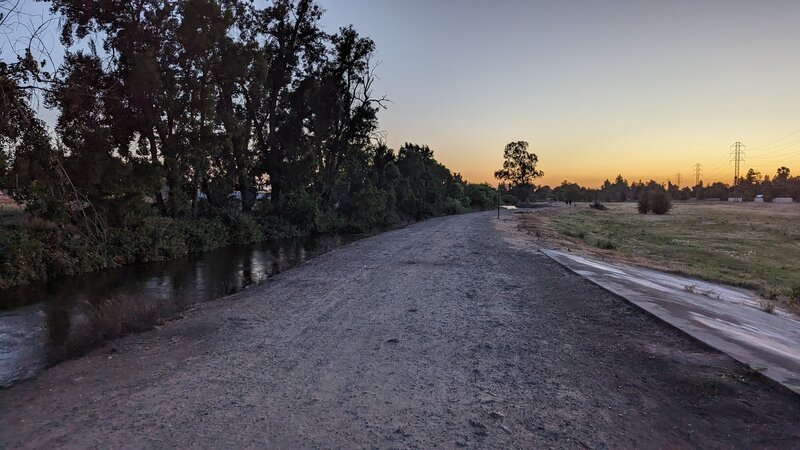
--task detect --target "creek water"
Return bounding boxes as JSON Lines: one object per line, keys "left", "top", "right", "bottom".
{"left": 0, "top": 233, "right": 363, "bottom": 387}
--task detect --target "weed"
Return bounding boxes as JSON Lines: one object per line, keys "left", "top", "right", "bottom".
{"left": 791, "top": 285, "right": 800, "bottom": 303}
{"left": 595, "top": 239, "right": 617, "bottom": 250}
{"left": 563, "top": 229, "right": 586, "bottom": 239}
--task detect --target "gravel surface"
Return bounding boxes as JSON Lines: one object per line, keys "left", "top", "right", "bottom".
{"left": 1, "top": 211, "right": 799, "bottom": 448}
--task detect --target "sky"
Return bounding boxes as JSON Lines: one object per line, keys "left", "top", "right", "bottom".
{"left": 9, "top": 0, "right": 800, "bottom": 187}
{"left": 316, "top": 0, "right": 800, "bottom": 187}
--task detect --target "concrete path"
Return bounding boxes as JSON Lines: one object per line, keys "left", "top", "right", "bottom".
{"left": 542, "top": 249, "right": 800, "bottom": 394}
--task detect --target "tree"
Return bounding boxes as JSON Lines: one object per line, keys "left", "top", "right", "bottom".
{"left": 494, "top": 141, "right": 543, "bottom": 201}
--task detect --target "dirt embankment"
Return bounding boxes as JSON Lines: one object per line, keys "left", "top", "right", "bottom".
{"left": 1, "top": 211, "right": 799, "bottom": 448}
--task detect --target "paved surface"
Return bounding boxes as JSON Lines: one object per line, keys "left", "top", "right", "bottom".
{"left": 542, "top": 249, "right": 800, "bottom": 395}
{"left": 1, "top": 212, "right": 799, "bottom": 448}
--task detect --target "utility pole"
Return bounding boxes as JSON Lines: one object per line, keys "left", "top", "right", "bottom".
{"left": 729, "top": 142, "right": 745, "bottom": 202}
{"left": 693, "top": 163, "right": 702, "bottom": 186}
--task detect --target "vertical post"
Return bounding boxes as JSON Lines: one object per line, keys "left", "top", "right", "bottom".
{"left": 497, "top": 184, "right": 501, "bottom": 219}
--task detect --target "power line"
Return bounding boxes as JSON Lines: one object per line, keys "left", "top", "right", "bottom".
{"left": 749, "top": 127, "right": 800, "bottom": 150}
{"left": 729, "top": 142, "right": 745, "bottom": 201}
{"left": 693, "top": 163, "right": 702, "bottom": 186}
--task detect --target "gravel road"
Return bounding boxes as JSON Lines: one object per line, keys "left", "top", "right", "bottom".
{"left": 1, "top": 211, "right": 799, "bottom": 448}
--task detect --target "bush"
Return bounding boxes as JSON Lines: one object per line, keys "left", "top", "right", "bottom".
{"left": 563, "top": 228, "right": 586, "bottom": 239}
{"left": 0, "top": 229, "right": 50, "bottom": 289}
{"left": 638, "top": 190, "right": 672, "bottom": 215}
{"left": 280, "top": 188, "right": 323, "bottom": 232}
{"left": 791, "top": 285, "right": 800, "bottom": 304}
{"left": 464, "top": 183, "right": 496, "bottom": 210}
{"left": 637, "top": 193, "right": 650, "bottom": 214}
{"left": 230, "top": 214, "right": 264, "bottom": 244}
{"left": 650, "top": 191, "right": 673, "bottom": 214}
{"left": 501, "top": 194, "right": 517, "bottom": 205}
{"left": 595, "top": 239, "right": 617, "bottom": 250}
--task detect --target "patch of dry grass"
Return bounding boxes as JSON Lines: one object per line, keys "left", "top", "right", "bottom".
{"left": 519, "top": 202, "right": 800, "bottom": 310}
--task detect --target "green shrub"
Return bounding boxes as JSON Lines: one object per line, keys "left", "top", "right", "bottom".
{"left": 501, "top": 194, "right": 517, "bottom": 205}
{"left": 0, "top": 229, "right": 50, "bottom": 289}
{"left": 281, "top": 188, "right": 323, "bottom": 232}
{"left": 650, "top": 191, "right": 673, "bottom": 214}
{"left": 563, "top": 228, "right": 587, "bottom": 239}
{"left": 181, "top": 219, "right": 230, "bottom": 252}
{"left": 595, "top": 239, "right": 617, "bottom": 250}
{"left": 230, "top": 214, "right": 263, "bottom": 244}
{"left": 638, "top": 190, "right": 672, "bottom": 215}
{"left": 637, "top": 193, "right": 650, "bottom": 214}
{"left": 791, "top": 285, "right": 800, "bottom": 303}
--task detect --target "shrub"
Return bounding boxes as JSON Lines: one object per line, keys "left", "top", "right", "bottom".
{"left": 791, "top": 285, "right": 800, "bottom": 303}
{"left": 637, "top": 193, "right": 650, "bottom": 214}
{"left": 638, "top": 190, "right": 672, "bottom": 215}
{"left": 230, "top": 214, "right": 263, "bottom": 244}
{"left": 563, "top": 228, "right": 586, "bottom": 239}
{"left": 650, "top": 190, "right": 673, "bottom": 214}
{"left": 181, "top": 219, "right": 230, "bottom": 252}
{"left": 595, "top": 239, "right": 617, "bottom": 250}
{"left": 0, "top": 229, "right": 50, "bottom": 289}
{"left": 281, "top": 188, "right": 323, "bottom": 232}
{"left": 501, "top": 194, "right": 517, "bottom": 205}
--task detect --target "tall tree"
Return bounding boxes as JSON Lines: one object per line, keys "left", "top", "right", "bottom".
{"left": 494, "top": 141, "right": 543, "bottom": 201}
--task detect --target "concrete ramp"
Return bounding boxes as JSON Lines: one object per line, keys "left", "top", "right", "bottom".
{"left": 541, "top": 249, "right": 800, "bottom": 395}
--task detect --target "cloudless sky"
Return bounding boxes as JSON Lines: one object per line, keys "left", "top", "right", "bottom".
{"left": 317, "top": 0, "right": 800, "bottom": 187}
{"left": 10, "top": 1, "right": 800, "bottom": 187}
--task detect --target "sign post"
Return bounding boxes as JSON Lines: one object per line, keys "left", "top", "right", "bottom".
{"left": 497, "top": 184, "right": 501, "bottom": 219}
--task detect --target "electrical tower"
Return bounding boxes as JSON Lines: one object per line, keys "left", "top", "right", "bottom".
{"left": 675, "top": 173, "right": 682, "bottom": 187}
{"left": 729, "top": 142, "right": 745, "bottom": 202}
{"left": 693, "top": 163, "right": 702, "bottom": 186}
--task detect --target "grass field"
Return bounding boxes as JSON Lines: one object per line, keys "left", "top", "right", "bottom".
{"left": 519, "top": 202, "right": 800, "bottom": 309}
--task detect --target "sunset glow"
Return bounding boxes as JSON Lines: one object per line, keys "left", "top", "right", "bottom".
{"left": 319, "top": 0, "right": 800, "bottom": 186}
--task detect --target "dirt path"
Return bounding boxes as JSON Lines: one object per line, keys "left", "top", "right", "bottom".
{"left": 1, "top": 212, "right": 799, "bottom": 448}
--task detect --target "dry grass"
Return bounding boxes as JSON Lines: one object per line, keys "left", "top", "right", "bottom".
{"left": 519, "top": 202, "right": 800, "bottom": 311}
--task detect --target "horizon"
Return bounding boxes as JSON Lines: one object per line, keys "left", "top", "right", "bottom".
{"left": 7, "top": 0, "right": 800, "bottom": 188}
{"left": 318, "top": 0, "right": 800, "bottom": 187}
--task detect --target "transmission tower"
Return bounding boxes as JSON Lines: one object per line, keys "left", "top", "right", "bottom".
{"left": 675, "top": 173, "right": 682, "bottom": 187}
{"left": 693, "top": 163, "right": 702, "bottom": 186}
{"left": 729, "top": 142, "right": 745, "bottom": 202}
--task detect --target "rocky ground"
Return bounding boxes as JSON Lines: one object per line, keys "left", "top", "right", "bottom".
{"left": 1, "top": 211, "right": 799, "bottom": 448}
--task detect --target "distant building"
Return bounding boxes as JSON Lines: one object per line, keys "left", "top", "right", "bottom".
{"left": 728, "top": 197, "right": 743, "bottom": 202}
{"left": 754, "top": 195, "right": 764, "bottom": 203}
{"left": 773, "top": 197, "right": 795, "bottom": 204}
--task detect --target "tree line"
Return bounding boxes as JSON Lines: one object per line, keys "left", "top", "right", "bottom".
{"left": 0, "top": 0, "right": 498, "bottom": 289}
{"left": 502, "top": 168, "right": 799, "bottom": 204}
{"left": 0, "top": 0, "right": 496, "bottom": 234}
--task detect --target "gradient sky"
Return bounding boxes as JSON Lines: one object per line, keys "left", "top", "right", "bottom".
{"left": 317, "top": 0, "right": 800, "bottom": 187}
{"left": 10, "top": 1, "right": 800, "bottom": 187}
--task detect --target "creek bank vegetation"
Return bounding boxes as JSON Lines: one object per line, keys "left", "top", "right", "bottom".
{"left": 0, "top": 0, "right": 497, "bottom": 289}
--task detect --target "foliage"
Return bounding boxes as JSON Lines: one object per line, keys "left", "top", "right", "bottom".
{"left": 0, "top": 0, "right": 501, "bottom": 289}
{"left": 494, "top": 141, "right": 543, "bottom": 201}
{"left": 638, "top": 189, "right": 672, "bottom": 215}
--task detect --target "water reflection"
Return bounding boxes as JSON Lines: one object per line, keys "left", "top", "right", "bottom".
{"left": 0, "top": 233, "right": 361, "bottom": 387}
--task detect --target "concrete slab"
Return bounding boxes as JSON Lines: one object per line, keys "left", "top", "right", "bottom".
{"left": 541, "top": 249, "right": 800, "bottom": 395}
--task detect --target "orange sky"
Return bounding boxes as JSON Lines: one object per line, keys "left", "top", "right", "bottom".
{"left": 319, "top": 0, "right": 800, "bottom": 188}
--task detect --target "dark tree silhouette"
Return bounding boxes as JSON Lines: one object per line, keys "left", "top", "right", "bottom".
{"left": 494, "top": 141, "right": 543, "bottom": 201}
